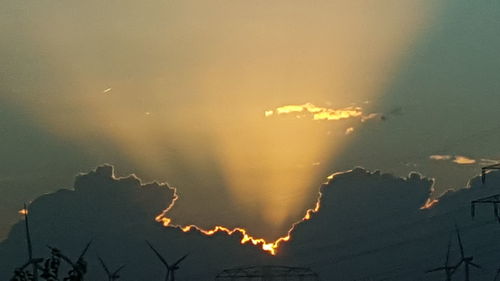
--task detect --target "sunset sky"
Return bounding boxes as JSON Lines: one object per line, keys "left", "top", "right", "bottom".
{"left": 1, "top": 0, "right": 499, "bottom": 242}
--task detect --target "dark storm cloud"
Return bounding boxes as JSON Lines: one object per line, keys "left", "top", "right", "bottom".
{"left": 281, "top": 169, "right": 500, "bottom": 281}
{"left": 0, "top": 165, "right": 271, "bottom": 281}
{"left": 3, "top": 165, "right": 500, "bottom": 280}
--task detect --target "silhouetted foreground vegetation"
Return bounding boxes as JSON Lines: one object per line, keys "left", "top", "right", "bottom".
{"left": 10, "top": 203, "right": 186, "bottom": 281}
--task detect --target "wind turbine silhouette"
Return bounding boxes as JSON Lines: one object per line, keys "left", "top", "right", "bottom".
{"left": 98, "top": 256, "right": 125, "bottom": 281}
{"left": 426, "top": 235, "right": 457, "bottom": 281}
{"left": 146, "top": 241, "right": 188, "bottom": 281}
{"left": 454, "top": 225, "right": 481, "bottom": 281}
{"left": 48, "top": 239, "right": 93, "bottom": 281}
{"left": 21, "top": 203, "right": 44, "bottom": 281}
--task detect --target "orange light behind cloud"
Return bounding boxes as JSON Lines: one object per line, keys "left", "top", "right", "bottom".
{"left": 268, "top": 103, "right": 363, "bottom": 121}
{"left": 156, "top": 191, "right": 322, "bottom": 255}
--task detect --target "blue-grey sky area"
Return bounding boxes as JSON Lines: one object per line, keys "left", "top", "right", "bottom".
{"left": 327, "top": 0, "right": 500, "bottom": 191}
{"left": 1, "top": 0, "right": 499, "bottom": 241}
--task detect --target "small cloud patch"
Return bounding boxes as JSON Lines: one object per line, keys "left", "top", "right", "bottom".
{"left": 430, "top": 154, "right": 483, "bottom": 165}
{"left": 429, "top": 155, "right": 453, "bottom": 161}
{"left": 345, "top": 127, "right": 355, "bottom": 135}
{"left": 453, "top": 156, "right": 476, "bottom": 165}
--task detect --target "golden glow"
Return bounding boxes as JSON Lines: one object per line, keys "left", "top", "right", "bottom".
{"left": 270, "top": 103, "right": 363, "bottom": 121}
{"left": 18, "top": 209, "right": 28, "bottom": 215}
{"left": 453, "top": 156, "right": 476, "bottom": 165}
{"left": 1, "top": 0, "right": 440, "bottom": 238}
{"left": 420, "top": 198, "right": 439, "bottom": 209}
{"left": 155, "top": 188, "right": 322, "bottom": 255}
{"left": 430, "top": 155, "right": 477, "bottom": 165}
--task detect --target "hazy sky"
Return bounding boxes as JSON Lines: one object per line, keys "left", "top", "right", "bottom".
{"left": 1, "top": 0, "right": 499, "bottom": 240}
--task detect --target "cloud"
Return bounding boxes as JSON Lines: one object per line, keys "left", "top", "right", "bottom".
{"left": 430, "top": 154, "right": 481, "bottom": 165}
{"left": 345, "top": 127, "right": 355, "bottom": 135}
{"left": 281, "top": 169, "right": 500, "bottom": 281}
{"left": 429, "top": 154, "right": 453, "bottom": 161}
{"left": 266, "top": 103, "right": 363, "bottom": 121}
{"left": 265, "top": 103, "right": 389, "bottom": 129}
{"left": 479, "top": 158, "right": 499, "bottom": 166}
{"left": 3, "top": 165, "right": 500, "bottom": 281}
{"left": 360, "top": 112, "right": 384, "bottom": 122}
{"left": 0, "top": 165, "right": 270, "bottom": 281}
{"left": 452, "top": 155, "right": 476, "bottom": 165}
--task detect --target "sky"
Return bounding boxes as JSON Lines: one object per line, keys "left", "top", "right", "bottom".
{"left": 1, "top": 0, "right": 500, "bottom": 243}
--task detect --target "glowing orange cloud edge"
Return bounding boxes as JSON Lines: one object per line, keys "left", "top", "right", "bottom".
{"left": 154, "top": 169, "right": 439, "bottom": 255}
{"left": 420, "top": 198, "right": 439, "bottom": 210}
{"left": 266, "top": 103, "right": 364, "bottom": 121}
{"left": 155, "top": 190, "right": 323, "bottom": 255}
